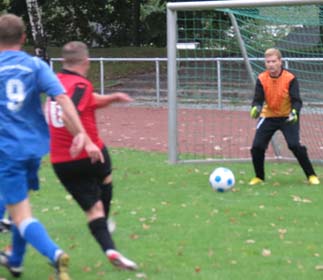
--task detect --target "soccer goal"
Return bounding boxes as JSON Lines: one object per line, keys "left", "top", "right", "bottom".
{"left": 167, "top": 0, "right": 323, "bottom": 164}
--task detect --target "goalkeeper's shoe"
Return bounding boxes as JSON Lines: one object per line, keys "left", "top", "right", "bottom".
{"left": 53, "top": 252, "right": 70, "bottom": 280}
{"left": 0, "top": 251, "right": 23, "bottom": 277}
{"left": 107, "top": 250, "right": 138, "bottom": 271}
{"left": 308, "top": 175, "right": 320, "bottom": 185}
{"left": 249, "top": 177, "right": 263, "bottom": 185}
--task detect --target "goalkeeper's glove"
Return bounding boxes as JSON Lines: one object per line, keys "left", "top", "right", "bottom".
{"left": 286, "top": 109, "right": 298, "bottom": 124}
{"left": 250, "top": 106, "right": 261, "bottom": 119}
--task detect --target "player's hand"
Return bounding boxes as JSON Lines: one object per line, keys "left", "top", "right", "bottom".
{"left": 115, "top": 92, "right": 134, "bottom": 103}
{"left": 70, "top": 133, "right": 104, "bottom": 163}
{"left": 84, "top": 139, "right": 105, "bottom": 164}
{"left": 250, "top": 106, "right": 261, "bottom": 119}
{"left": 70, "top": 132, "right": 86, "bottom": 158}
{"left": 286, "top": 109, "right": 298, "bottom": 124}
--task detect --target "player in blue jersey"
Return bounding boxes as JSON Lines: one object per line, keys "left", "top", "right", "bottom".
{"left": 0, "top": 14, "right": 103, "bottom": 280}
{"left": 0, "top": 201, "right": 11, "bottom": 233}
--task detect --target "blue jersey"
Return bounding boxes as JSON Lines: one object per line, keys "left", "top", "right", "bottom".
{"left": 0, "top": 50, "right": 64, "bottom": 160}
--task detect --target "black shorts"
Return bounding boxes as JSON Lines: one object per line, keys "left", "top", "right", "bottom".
{"left": 53, "top": 146, "right": 112, "bottom": 211}
{"left": 252, "top": 117, "right": 301, "bottom": 150}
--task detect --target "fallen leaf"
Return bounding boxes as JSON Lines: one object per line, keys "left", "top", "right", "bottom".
{"left": 262, "top": 249, "right": 271, "bottom": 257}
{"left": 82, "top": 266, "right": 92, "bottom": 272}
{"left": 208, "top": 249, "right": 214, "bottom": 257}
{"left": 94, "top": 261, "right": 102, "bottom": 268}
{"left": 292, "top": 195, "right": 312, "bottom": 203}
{"left": 278, "top": 228, "right": 287, "bottom": 239}
{"left": 130, "top": 234, "right": 139, "bottom": 240}
{"left": 136, "top": 273, "right": 147, "bottom": 279}
{"left": 142, "top": 223, "right": 150, "bottom": 230}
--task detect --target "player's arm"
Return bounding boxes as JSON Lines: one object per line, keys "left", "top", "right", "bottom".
{"left": 250, "top": 79, "right": 265, "bottom": 118}
{"left": 94, "top": 92, "right": 133, "bottom": 108}
{"left": 55, "top": 93, "right": 104, "bottom": 162}
{"left": 286, "top": 77, "right": 302, "bottom": 123}
{"left": 289, "top": 77, "right": 302, "bottom": 113}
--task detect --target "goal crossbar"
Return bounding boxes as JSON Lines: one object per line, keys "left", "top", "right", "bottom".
{"left": 167, "top": 0, "right": 323, "bottom": 11}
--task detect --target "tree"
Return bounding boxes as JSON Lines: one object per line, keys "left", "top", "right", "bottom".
{"left": 3, "top": 0, "right": 170, "bottom": 47}
{"left": 140, "top": 0, "right": 166, "bottom": 46}
{"left": 25, "top": 0, "right": 49, "bottom": 62}
{"left": 132, "top": 0, "right": 141, "bottom": 46}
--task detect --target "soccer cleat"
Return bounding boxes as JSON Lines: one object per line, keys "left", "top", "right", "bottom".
{"left": 107, "top": 250, "right": 138, "bottom": 271}
{"left": 54, "top": 252, "right": 70, "bottom": 280}
{"left": 0, "top": 218, "right": 12, "bottom": 233}
{"left": 308, "top": 175, "right": 320, "bottom": 185}
{"left": 249, "top": 177, "right": 263, "bottom": 185}
{"left": 0, "top": 251, "right": 23, "bottom": 277}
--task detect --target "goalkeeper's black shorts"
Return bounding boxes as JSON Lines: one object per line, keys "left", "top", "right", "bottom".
{"left": 252, "top": 117, "right": 300, "bottom": 151}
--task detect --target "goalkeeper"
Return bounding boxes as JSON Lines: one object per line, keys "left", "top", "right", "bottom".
{"left": 249, "top": 48, "right": 319, "bottom": 185}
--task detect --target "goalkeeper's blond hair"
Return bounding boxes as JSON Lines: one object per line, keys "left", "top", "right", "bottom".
{"left": 264, "top": 48, "right": 282, "bottom": 59}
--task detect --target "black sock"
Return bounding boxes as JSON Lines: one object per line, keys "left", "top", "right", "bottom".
{"left": 100, "top": 183, "right": 113, "bottom": 218}
{"left": 88, "top": 217, "right": 115, "bottom": 252}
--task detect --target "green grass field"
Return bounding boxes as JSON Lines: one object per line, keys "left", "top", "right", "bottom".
{"left": 1, "top": 149, "right": 323, "bottom": 280}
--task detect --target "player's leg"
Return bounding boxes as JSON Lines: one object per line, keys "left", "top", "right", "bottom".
{"left": 250, "top": 118, "right": 277, "bottom": 183}
{"left": 100, "top": 175, "right": 113, "bottom": 219}
{"left": 7, "top": 157, "right": 42, "bottom": 267}
{"left": 86, "top": 201, "right": 137, "bottom": 270}
{"left": 5, "top": 200, "right": 69, "bottom": 279}
{"left": 53, "top": 155, "right": 137, "bottom": 270}
{"left": 97, "top": 147, "right": 137, "bottom": 270}
{"left": 281, "top": 122, "right": 319, "bottom": 184}
{"left": 0, "top": 223, "right": 25, "bottom": 277}
{"left": 97, "top": 148, "right": 116, "bottom": 233}
{"left": 0, "top": 159, "right": 70, "bottom": 279}
{"left": 0, "top": 164, "right": 30, "bottom": 278}
{"left": 96, "top": 147, "right": 113, "bottom": 218}
{"left": 0, "top": 200, "right": 5, "bottom": 220}
{"left": 100, "top": 175, "right": 116, "bottom": 233}
{"left": 0, "top": 197, "right": 11, "bottom": 233}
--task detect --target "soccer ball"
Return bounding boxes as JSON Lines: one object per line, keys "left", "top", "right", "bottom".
{"left": 209, "top": 167, "right": 235, "bottom": 192}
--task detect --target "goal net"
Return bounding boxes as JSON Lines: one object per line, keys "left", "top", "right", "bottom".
{"left": 167, "top": 0, "right": 323, "bottom": 164}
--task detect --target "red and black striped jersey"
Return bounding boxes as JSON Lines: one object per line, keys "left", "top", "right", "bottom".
{"left": 46, "top": 69, "right": 104, "bottom": 163}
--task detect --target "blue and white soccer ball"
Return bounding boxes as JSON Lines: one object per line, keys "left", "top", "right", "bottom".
{"left": 209, "top": 167, "right": 235, "bottom": 192}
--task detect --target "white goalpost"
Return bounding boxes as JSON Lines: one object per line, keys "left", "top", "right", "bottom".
{"left": 167, "top": 0, "right": 323, "bottom": 164}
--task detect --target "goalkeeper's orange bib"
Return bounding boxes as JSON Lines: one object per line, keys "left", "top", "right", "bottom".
{"left": 259, "top": 69, "right": 294, "bottom": 118}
